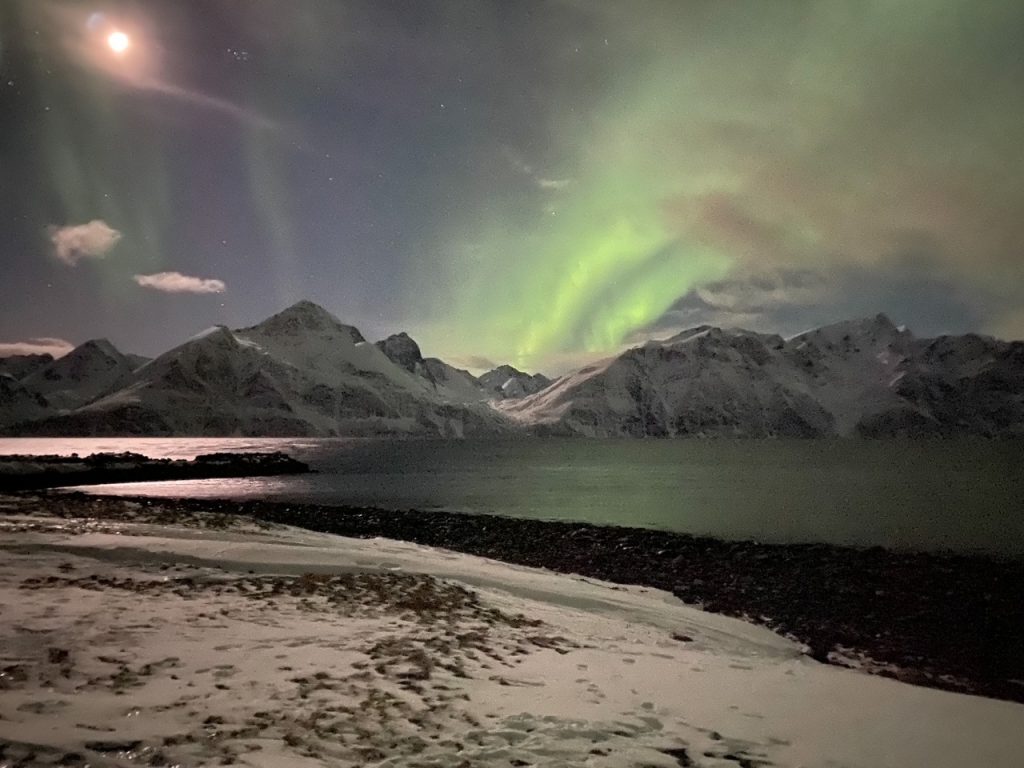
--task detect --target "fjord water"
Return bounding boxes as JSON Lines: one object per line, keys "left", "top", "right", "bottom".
{"left": 3, "top": 437, "right": 1021, "bottom": 555}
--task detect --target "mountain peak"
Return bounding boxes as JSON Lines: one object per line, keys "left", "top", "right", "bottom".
{"left": 184, "top": 325, "right": 241, "bottom": 349}
{"left": 78, "top": 338, "right": 122, "bottom": 358}
{"left": 479, "top": 364, "right": 551, "bottom": 398}
{"left": 375, "top": 332, "right": 424, "bottom": 372}
{"left": 839, "top": 313, "right": 899, "bottom": 332}
{"left": 864, "top": 312, "right": 897, "bottom": 332}
{"left": 791, "top": 313, "right": 908, "bottom": 347}
{"left": 488, "top": 364, "right": 523, "bottom": 377}
{"left": 278, "top": 300, "right": 343, "bottom": 325}
{"left": 286, "top": 299, "right": 330, "bottom": 313}
{"left": 248, "top": 301, "right": 365, "bottom": 344}
{"left": 19, "top": 337, "right": 134, "bottom": 411}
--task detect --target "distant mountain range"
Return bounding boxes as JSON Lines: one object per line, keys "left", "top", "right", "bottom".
{"left": 1, "top": 301, "right": 1021, "bottom": 437}
{"left": 0, "top": 301, "right": 546, "bottom": 437}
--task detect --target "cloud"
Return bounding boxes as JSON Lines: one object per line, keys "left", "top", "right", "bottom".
{"left": 635, "top": 255, "right": 1018, "bottom": 343}
{"left": 0, "top": 337, "right": 74, "bottom": 358}
{"left": 133, "top": 271, "right": 226, "bottom": 294}
{"left": 437, "top": 1, "right": 1024, "bottom": 365}
{"left": 446, "top": 354, "right": 497, "bottom": 372}
{"left": 503, "top": 147, "right": 572, "bottom": 191}
{"left": 536, "top": 178, "right": 572, "bottom": 191}
{"left": 48, "top": 219, "right": 122, "bottom": 265}
{"left": 692, "top": 268, "right": 829, "bottom": 315}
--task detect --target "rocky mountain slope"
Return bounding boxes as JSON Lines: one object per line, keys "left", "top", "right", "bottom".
{"left": 498, "top": 314, "right": 1024, "bottom": 437}
{"left": 478, "top": 365, "right": 552, "bottom": 399}
{"left": 0, "top": 353, "right": 54, "bottom": 381}
{"left": 2, "top": 306, "right": 1021, "bottom": 437}
{"left": 6, "top": 302, "right": 513, "bottom": 437}
{"left": 374, "top": 333, "right": 552, "bottom": 401}
{"left": 19, "top": 339, "right": 140, "bottom": 411}
{"left": 374, "top": 332, "right": 488, "bottom": 402}
{"left": 0, "top": 374, "right": 50, "bottom": 426}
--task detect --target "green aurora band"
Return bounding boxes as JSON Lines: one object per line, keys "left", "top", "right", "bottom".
{"left": 418, "top": 0, "right": 1024, "bottom": 370}
{"left": 432, "top": 172, "right": 731, "bottom": 370}
{"left": 5, "top": 0, "right": 1023, "bottom": 366}
{"left": 418, "top": 43, "right": 739, "bottom": 370}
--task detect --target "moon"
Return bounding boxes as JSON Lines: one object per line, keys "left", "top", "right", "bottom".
{"left": 107, "top": 30, "right": 131, "bottom": 55}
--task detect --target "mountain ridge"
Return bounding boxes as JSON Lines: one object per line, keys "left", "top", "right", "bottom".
{"left": 498, "top": 314, "right": 1023, "bottom": 437}
{"left": 2, "top": 301, "right": 1021, "bottom": 437}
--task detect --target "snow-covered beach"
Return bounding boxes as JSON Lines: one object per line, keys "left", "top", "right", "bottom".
{"left": 46, "top": 488, "right": 1022, "bottom": 704}
{"left": 2, "top": 495, "right": 1023, "bottom": 768}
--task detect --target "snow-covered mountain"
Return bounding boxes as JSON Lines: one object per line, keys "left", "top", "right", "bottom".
{"left": 20, "top": 339, "right": 140, "bottom": 411}
{"left": 0, "top": 353, "right": 54, "bottom": 381}
{"left": 374, "top": 331, "right": 550, "bottom": 402}
{"left": 374, "top": 331, "right": 488, "bottom": 402}
{"left": 0, "top": 373, "right": 49, "bottom": 425}
{"left": 498, "top": 314, "right": 1024, "bottom": 437}
{"left": 2, "top": 306, "right": 1021, "bottom": 437}
{"left": 478, "top": 364, "right": 552, "bottom": 399}
{"left": 10, "top": 302, "right": 510, "bottom": 437}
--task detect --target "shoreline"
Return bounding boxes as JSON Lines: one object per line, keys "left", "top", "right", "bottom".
{"left": 21, "top": 489, "right": 1024, "bottom": 705}
{"left": 4, "top": 495, "right": 1021, "bottom": 767}
{"left": 0, "top": 452, "right": 311, "bottom": 492}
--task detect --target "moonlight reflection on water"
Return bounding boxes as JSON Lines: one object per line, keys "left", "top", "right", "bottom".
{"left": 4, "top": 437, "right": 1020, "bottom": 555}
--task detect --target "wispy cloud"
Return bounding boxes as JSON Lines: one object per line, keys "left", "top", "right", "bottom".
{"left": 446, "top": 354, "right": 498, "bottom": 373}
{"left": 635, "top": 256, "right": 1013, "bottom": 343}
{"left": 503, "top": 147, "right": 573, "bottom": 191}
{"left": 133, "top": 271, "right": 226, "bottom": 294}
{"left": 536, "top": 177, "right": 572, "bottom": 191}
{"left": 48, "top": 219, "right": 122, "bottom": 265}
{"left": 0, "top": 337, "right": 74, "bottom": 358}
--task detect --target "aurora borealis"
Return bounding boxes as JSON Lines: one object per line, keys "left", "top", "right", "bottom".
{"left": 2, "top": 1, "right": 1023, "bottom": 371}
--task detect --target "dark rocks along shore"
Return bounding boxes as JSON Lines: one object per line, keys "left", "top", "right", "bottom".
{"left": 31, "top": 491, "right": 1024, "bottom": 705}
{"left": 0, "top": 452, "right": 310, "bottom": 492}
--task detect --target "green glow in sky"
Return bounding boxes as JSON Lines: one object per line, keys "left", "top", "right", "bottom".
{"left": 415, "top": 0, "right": 1024, "bottom": 369}
{"left": 5, "top": 0, "right": 1023, "bottom": 362}
{"left": 419, "top": 55, "right": 734, "bottom": 370}
{"left": 442, "top": 190, "right": 729, "bottom": 369}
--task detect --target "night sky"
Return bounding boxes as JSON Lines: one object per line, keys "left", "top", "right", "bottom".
{"left": 2, "top": 1, "right": 1022, "bottom": 373}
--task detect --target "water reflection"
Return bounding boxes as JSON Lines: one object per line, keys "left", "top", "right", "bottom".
{"left": 3, "top": 437, "right": 1020, "bottom": 555}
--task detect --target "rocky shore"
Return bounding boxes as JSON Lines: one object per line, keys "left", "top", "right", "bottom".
{"left": 16, "top": 491, "right": 1024, "bottom": 705}
{"left": 6, "top": 493, "right": 1021, "bottom": 768}
{"left": 0, "top": 452, "right": 310, "bottom": 492}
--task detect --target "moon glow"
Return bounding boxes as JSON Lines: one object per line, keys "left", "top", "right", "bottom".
{"left": 107, "top": 30, "right": 130, "bottom": 55}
